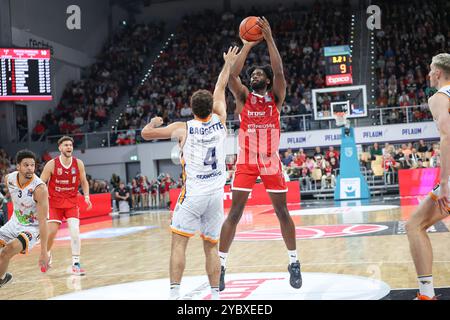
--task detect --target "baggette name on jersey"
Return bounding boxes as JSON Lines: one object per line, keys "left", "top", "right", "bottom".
{"left": 196, "top": 170, "right": 222, "bottom": 180}
{"left": 189, "top": 122, "right": 224, "bottom": 135}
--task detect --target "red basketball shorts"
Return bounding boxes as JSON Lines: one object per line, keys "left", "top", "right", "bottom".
{"left": 48, "top": 206, "right": 80, "bottom": 223}
{"left": 231, "top": 160, "right": 287, "bottom": 193}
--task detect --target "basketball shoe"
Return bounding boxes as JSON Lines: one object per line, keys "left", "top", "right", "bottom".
{"left": 0, "top": 273, "right": 13, "bottom": 288}
{"left": 288, "top": 261, "right": 302, "bottom": 289}
{"left": 71, "top": 263, "right": 86, "bottom": 276}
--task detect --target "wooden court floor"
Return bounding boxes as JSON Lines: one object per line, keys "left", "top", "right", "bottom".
{"left": 0, "top": 197, "right": 449, "bottom": 300}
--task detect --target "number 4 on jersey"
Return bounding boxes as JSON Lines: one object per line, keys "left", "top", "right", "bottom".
{"left": 204, "top": 147, "right": 217, "bottom": 170}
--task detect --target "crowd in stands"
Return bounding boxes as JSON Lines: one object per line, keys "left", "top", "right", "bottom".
{"left": 21, "top": 0, "right": 448, "bottom": 149}
{"left": 111, "top": 172, "right": 182, "bottom": 212}
{"left": 115, "top": 1, "right": 351, "bottom": 143}
{"left": 277, "top": 139, "right": 441, "bottom": 190}
{"left": 279, "top": 146, "right": 341, "bottom": 190}
{"left": 373, "top": 0, "right": 449, "bottom": 124}
{"left": 31, "top": 22, "right": 165, "bottom": 144}
{"left": 361, "top": 139, "right": 441, "bottom": 184}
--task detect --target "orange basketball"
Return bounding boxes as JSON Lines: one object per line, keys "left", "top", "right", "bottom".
{"left": 239, "top": 16, "right": 263, "bottom": 42}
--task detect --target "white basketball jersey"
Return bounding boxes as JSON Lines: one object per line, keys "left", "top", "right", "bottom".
{"left": 181, "top": 114, "right": 227, "bottom": 196}
{"left": 7, "top": 172, "right": 45, "bottom": 226}
{"left": 437, "top": 84, "right": 450, "bottom": 100}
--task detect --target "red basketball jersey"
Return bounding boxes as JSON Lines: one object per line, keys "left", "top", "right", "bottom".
{"left": 237, "top": 92, "right": 281, "bottom": 165}
{"left": 48, "top": 156, "right": 81, "bottom": 208}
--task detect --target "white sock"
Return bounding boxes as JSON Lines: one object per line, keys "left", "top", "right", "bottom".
{"left": 211, "top": 286, "right": 220, "bottom": 300}
{"left": 170, "top": 283, "right": 180, "bottom": 299}
{"left": 72, "top": 255, "right": 80, "bottom": 266}
{"left": 288, "top": 250, "right": 298, "bottom": 264}
{"left": 418, "top": 275, "right": 435, "bottom": 298}
{"left": 0, "top": 273, "right": 5, "bottom": 280}
{"left": 219, "top": 251, "right": 228, "bottom": 268}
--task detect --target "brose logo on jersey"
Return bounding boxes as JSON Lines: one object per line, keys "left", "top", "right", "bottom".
{"left": 248, "top": 111, "right": 266, "bottom": 117}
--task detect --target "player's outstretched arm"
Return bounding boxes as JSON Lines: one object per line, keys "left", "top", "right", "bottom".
{"left": 213, "top": 46, "right": 240, "bottom": 125}
{"left": 228, "top": 38, "right": 259, "bottom": 110}
{"left": 40, "top": 159, "right": 54, "bottom": 184}
{"left": 34, "top": 184, "right": 50, "bottom": 270}
{"left": 429, "top": 93, "right": 450, "bottom": 211}
{"left": 257, "top": 16, "right": 286, "bottom": 108}
{"left": 141, "top": 117, "right": 186, "bottom": 142}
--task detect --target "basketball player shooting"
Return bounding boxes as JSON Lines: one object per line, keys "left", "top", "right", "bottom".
{"left": 0, "top": 150, "right": 50, "bottom": 288}
{"left": 40, "top": 136, "right": 92, "bottom": 276}
{"left": 406, "top": 53, "right": 450, "bottom": 300}
{"left": 141, "top": 46, "right": 239, "bottom": 300}
{"left": 218, "top": 17, "right": 301, "bottom": 291}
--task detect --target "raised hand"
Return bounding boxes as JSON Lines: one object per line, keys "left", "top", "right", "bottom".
{"left": 256, "top": 16, "right": 273, "bottom": 41}
{"left": 223, "top": 46, "right": 240, "bottom": 65}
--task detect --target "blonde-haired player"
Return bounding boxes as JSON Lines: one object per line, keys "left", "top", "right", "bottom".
{"left": 40, "top": 136, "right": 92, "bottom": 275}
{"left": 141, "top": 46, "right": 239, "bottom": 300}
{"left": 406, "top": 53, "right": 450, "bottom": 300}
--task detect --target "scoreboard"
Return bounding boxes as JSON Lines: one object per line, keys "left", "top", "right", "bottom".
{"left": 0, "top": 48, "right": 52, "bottom": 101}
{"left": 324, "top": 45, "right": 353, "bottom": 86}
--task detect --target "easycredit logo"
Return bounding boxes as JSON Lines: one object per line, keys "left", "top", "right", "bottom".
{"left": 235, "top": 224, "right": 388, "bottom": 241}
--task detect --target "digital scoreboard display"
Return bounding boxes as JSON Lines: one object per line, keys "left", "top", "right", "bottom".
{"left": 0, "top": 48, "right": 52, "bottom": 101}
{"left": 324, "top": 45, "right": 353, "bottom": 86}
